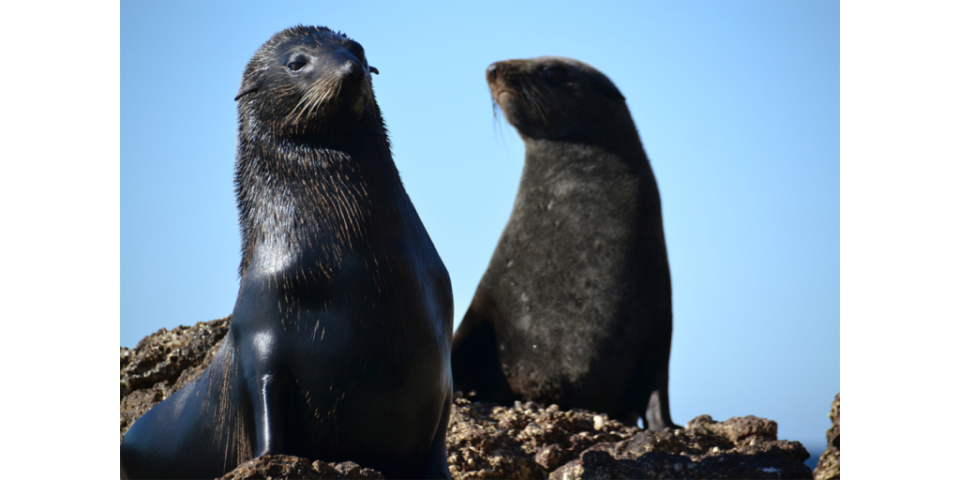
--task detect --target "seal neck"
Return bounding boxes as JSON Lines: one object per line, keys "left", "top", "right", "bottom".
{"left": 234, "top": 124, "right": 405, "bottom": 279}
{"left": 521, "top": 108, "right": 647, "bottom": 166}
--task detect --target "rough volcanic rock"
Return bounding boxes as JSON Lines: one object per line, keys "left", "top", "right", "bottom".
{"left": 120, "top": 316, "right": 231, "bottom": 438}
{"left": 217, "top": 455, "right": 384, "bottom": 479}
{"left": 120, "top": 347, "right": 130, "bottom": 372}
{"left": 547, "top": 414, "right": 811, "bottom": 480}
{"left": 120, "top": 318, "right": 815, "bottom": 480}
{"left": 444, "top": 400, "right": 811, "bottom": 480}
{"left": 445, "top": 397, "right": 640, "bottom": 479}
{"left": 813, "top": 393, "right": 840, "bottom": 480}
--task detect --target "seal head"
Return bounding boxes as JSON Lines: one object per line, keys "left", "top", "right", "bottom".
{"left": 235, "top": 26, "right": 379, "bottom": 134}
{"left": 486, "top": 56, "right": 627, "bottom": 143}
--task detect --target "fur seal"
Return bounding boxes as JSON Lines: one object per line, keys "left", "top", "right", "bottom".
{"left": 451, "top": 56, "right": 677, "bottom": 430}
{"left": 120, "top": 26, "right": 453, "bottom": 479}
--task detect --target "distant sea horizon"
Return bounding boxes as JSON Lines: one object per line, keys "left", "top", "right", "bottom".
{"left": 802, "top": 442, "right": 825, "bottom": 471}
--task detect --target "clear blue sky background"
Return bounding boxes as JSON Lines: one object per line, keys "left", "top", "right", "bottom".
{"left": 121, "top": 0, "right": 838, "bottom": 460}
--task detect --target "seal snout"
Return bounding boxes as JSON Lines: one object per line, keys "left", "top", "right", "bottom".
{"left": 486, "top": 62, "right": 514, "bottom": 108}
{"left": 341, "top": 59, "right": 367, "bottom": 84}
{"left": 486, "top": 63, "right": 499, "bottom": 83}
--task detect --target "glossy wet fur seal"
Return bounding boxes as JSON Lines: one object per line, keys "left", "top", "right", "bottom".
{"left": 451, "top": 57, "right": 677, "bottom": 430}
{"left": 120, "top": 26, "right": 453, "bottom": 479}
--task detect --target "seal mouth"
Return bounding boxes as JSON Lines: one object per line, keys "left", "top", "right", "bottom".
{"left": 492, "top": 89, "right": 517, "bottom": 108}
{"left": 286, "top": 75, "right": 343, "bottom": 126}
{"left": 487, "top": 60, "right": 560, "bottom": 129}
{"left": 492, "top": 80, "right": 552, "bottom": 127}
{"left": 285, "top": 72, "right": 371, "bottom": 129}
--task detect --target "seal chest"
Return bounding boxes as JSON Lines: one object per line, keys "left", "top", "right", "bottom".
{"left": 451, "top": 56, "right": 677, "bottom": 431}
{"left": 120, "top": 26, "right": 453, "bottom": 480}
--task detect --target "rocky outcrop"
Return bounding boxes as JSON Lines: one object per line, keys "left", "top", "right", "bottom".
{"left": 445, "top": 397, "right": 640, "bottom": 479}
{"left": 120, "top": 316, "right": 230, "bottom": 437}
{"left": 219, "top": 456, "right": 384, "bottom": 479}
{"left": 546, "top": 414, "right": 811, "bottom": 480}
{"left": 121, "top": 318, "right": 814, "bottom": 479}
{"left": 447, "top": 400, "right": 811, "bottom": 480}
{"left": 813, "top": 393, "right": 840, "bottom": 480}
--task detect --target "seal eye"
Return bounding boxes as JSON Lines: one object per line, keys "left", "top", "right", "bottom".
{"left": 542, "top": 66, "right": 566, "bottom": 84}
{"left": 287, "top": 61, "right": 306, "bottom": 72}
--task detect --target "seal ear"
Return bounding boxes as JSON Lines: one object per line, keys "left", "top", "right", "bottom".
{"left": 235, "top": 71, "right": 263, "bottom": 101}
{"left": 235, "top": 83, "right": 259, "bottom": 101}
{"left": 599, "top": 81, "right": 625, "bottom": 102}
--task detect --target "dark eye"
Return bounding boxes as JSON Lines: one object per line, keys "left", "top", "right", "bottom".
{"left": 287, "top": 61, "right": 306, "bottom": 72}
{"left": 542, "top": 66, "right": 566, "bottom": 84}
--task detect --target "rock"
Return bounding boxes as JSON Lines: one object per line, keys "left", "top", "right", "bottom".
{"left": 813, "top": 393, "right": 840, "bottom": 480}
{"left": 444, "top": 397, "right": 639, "bottom": 479}
{"left": 444, "top": 397, "right": 547, "bottom": 479}
{"left": 217, "top": 455, "right": 384, "bottom": 479}
{"left": 120, "top": 347, "right": 130, "bottom": 372}
{"left": 120, "top": 318, "right": 815, "bottom": 479}
{"left": 827, "top": 395, "right": 840, "bottom": 448}
{"left": 120, "top": 316, "right": 231, "bottom": 437}
{"left": 440, "top": 400, "right": 811, "bottom": 479}
{"left": 547, "top": 415, "right": 811, "bottom": 480}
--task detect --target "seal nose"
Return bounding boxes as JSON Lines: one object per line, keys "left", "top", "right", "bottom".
{"left": 486, "top": 63, "right": 498, "bottom": 83}
{"left": 343, "top": 60, "right": 366, "bottom": 83}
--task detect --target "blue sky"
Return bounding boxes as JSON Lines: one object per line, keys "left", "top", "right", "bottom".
{"left": 121, "top": 0, "right": 838, "bottom": 456}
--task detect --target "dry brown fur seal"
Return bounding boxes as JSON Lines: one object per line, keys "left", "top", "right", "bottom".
{"left": 451, "top": 56, "right": 677, "bottom": 430}
{"left": 120, "top": 25, "right": 453, "bottom": 479}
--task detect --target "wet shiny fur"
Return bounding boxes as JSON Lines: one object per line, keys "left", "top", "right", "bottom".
{"left": 121, "top": 26, "right": 453, "bottom": 479}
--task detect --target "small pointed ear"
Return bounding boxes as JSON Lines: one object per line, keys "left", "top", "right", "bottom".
{"left": 599, "top": 81, "right": 625, "bottom": 102}
{"left": 233, "top": 86, "right": 259, "bottom": 101}
{"left": 369, "top": 66, "right": 379, "bottom": 75}
{"left": 235, "top": 72, "right": 262, "bottom": 101}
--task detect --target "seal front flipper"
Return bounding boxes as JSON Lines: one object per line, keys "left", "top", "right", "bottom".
{"left": 643, "top": 387, "right": 676, "bottom": 431}
{"left": 379, "top": 395, "right": 453, "bottom": 480}
{"left": 120, "top": 334, "right": 251, "bottom": 479}
{"left": 451, "top": 290, "right": 514, "bottom": 404}
{"left": 247, "top": 371, "right": 288, "bottom": 456}
{"left": 637, "top": 347, "right": 678, "bottom": 430}
{"left": 426, "top": 394, "right": 454, "bottom": 480}
{"left": 233, "top": 285, "right": 292, "bottom": 457}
